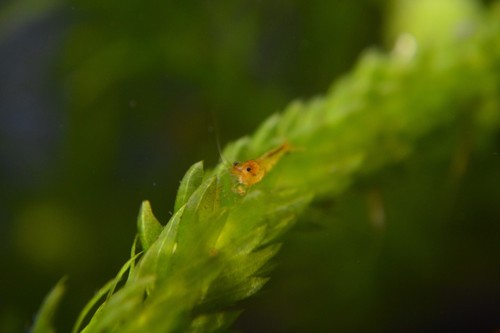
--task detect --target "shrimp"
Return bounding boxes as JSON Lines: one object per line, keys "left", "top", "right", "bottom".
{"left": 231, "top": 142, "right": 292, "bottom": 194}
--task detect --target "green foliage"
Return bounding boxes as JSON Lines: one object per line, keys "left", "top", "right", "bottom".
{"left": 30, "top": 1, "right": 500, "bottom": 332}
{"left": 31, "top": 278, "right": 66, "bottom": 333}
{"left": 174, "top": 161, "right": 205, "bottom": 214}
{"left": 137, "top": 201, "right": 163, "bottom": 251}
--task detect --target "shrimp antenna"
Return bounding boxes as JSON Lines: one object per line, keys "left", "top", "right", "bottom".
{"left": 210, "top": 114, "right": 231, "bottom": 168}
{"left": 216, "top": 131, "right": 231, "bottom": 167}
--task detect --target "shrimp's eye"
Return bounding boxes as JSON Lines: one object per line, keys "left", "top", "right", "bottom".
{"left": 246, "top": 167, "right": 252, "bottom": 172}
{"left": 233, "top": 161, "right": 240, "bottom": 166}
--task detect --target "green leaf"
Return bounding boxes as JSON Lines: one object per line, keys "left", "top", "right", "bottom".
{"left": 189, "top": 311, "right": 242, "bottom": 333}
{"left": 71, "top": 280, "right": 115, "bottom": 333}
{"left": 174, "top": 161, "right": 204, "bottom": 213}
{"left": 31, "top": 278, "right": 66, "bottom": 333}
{"left": 72, "top": 253, "right": 142, "bottom": 333}
{"left": 132, "top": 205, "right": 185, "bottom": 285}
{"left": 137, "top": 200, "right": 163, "bottom": 251}
{"left": 80, "top": 276, "right": 154, "bottom": 333}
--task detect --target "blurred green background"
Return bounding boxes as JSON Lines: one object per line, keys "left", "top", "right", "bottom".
{"left": 1, "top": 0, "right": 499, "bottom": 332}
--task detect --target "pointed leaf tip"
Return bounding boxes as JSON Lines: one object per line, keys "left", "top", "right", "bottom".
{"left": 31, "top": 277, "right": 67, "bottom": 333}
{"left": 174, "top": 161, "right": 205, "bottom": 213}
{"left": 138, "top": 200, "right": 163, "bottom": 251}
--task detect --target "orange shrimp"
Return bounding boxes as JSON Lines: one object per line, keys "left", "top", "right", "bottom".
{"left": 231, "top": 142, "right": 292, "bottom": 194}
